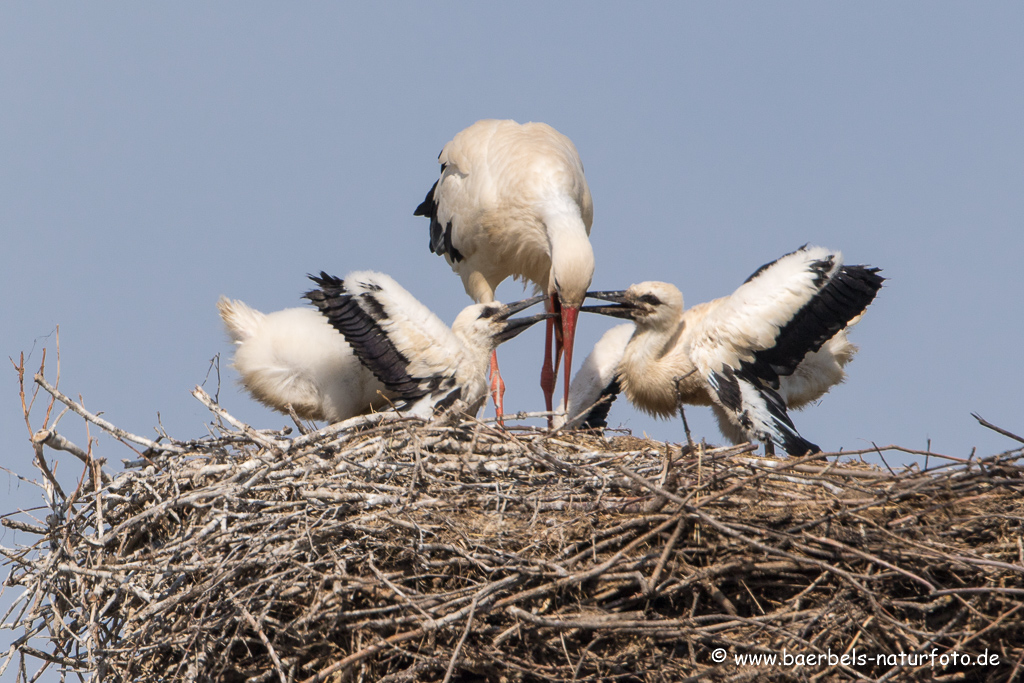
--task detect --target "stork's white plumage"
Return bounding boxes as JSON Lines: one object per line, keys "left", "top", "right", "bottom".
{"left": 217, "top": 298, "right": 387, "bottom": 422}
{"left": 552, "top": 323, "right": 634, "bottom": 430}
{"left": 414, "top": 119, "right": 594, "bottom": 420}
{"left": 304, "top": 271, "right": 551, "bottom": 418}
{"left": 583, "top": 246, "right": 884, "bottom": 455}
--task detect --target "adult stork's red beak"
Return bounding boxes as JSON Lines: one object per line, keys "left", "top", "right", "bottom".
{"left": 541, "top": 294, "right": 580, "bottom": 425}
{"left": 559, "top": 303, "right": 579, "bottom": 413}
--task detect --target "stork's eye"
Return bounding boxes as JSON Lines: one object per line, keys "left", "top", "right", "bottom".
{"left": 638, "top": 293, "right": 662, "bottom": 306}
{"left": 479, "top": 306, "right": 500, "bottom": 319}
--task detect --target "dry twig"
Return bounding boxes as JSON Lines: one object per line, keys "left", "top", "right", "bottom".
{"left": 2, "top": 370, "right": 1023, "bottom": 682}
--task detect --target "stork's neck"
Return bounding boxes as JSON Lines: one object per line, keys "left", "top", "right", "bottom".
{"left": 450, "top": 329, "right": 494, "bottom": 386}
{"left": 441, "top": 329, "right": 492, "bottom": 413}
{"left": 620, "top": 318, "right": 705, "bottom": 416}
{"left": 623, "top": 319, "right": 683, "bottom": 372}
{"left": 543, "top": 200, "right": 594, "bottom": 306}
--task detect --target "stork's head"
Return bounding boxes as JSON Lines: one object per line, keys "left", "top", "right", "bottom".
{"left": 546, "top": 226, "right": 595, "bottom": 412}
{"left": 582, "top": 281, "right": 684, "bottom": 331}
{"left": 453, "top": 295, "right": 553, "bottom": 352}
{"left": 549, "top": 243, "right": 594, "bottom": 310}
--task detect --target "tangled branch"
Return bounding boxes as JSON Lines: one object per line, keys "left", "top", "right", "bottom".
{"left": 3, "top": 365, "right": 1023, "bottom": 682}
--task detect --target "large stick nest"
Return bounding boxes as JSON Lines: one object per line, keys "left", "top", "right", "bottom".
{"left": 3, "top": 367, "right": 1024, "bottom": 682}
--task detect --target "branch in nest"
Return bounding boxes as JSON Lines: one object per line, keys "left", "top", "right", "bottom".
{"left": 3, "top": 367, "right": 1023, "bottom": 683}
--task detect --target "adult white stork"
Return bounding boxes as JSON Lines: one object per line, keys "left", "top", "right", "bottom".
{"left": 304, "top": 271, "right": 552, "bottom": 418}
{"left": 582, "top": 246, "right": 884, "bottom": 455}
{"left": 217, "top": 298, "right": 387, "bottom": 422}
{"left": 414, "top": 119, "right": 594, "bottom": 421}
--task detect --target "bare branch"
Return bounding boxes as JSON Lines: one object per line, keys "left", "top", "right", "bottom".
{"left": 4, "top": 372, "right": 1022, "bottom": 682}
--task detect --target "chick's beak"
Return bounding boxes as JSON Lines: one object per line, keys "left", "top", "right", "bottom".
{"left": 586, "top": 290, "right": 630, "bottom": 303}
{"left": 494, "top": 311, "right": 555, "bottom": 344}
{"left": 583, "top": 306, "right": 635, "bottom": 320}
{"left": 495, "top": 294, "right": 546, "bottom": 320}
{"left": 579, "top": 290, "right": 633, "bottom": 319}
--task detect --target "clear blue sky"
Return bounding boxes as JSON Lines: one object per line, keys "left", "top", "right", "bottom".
{"left": 2, "top": 5, "right": 1023, "bottom": 678}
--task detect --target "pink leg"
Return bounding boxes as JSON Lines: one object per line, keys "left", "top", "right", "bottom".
{"left": 490, "top": 349, "right": 506, "bottom": 424}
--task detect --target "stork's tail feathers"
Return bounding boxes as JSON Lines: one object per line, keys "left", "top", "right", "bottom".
{"left": 824, "top": 330, "right": 858, "bottom": 369}
{"left": 413, "top": 180, "right": 454, "bottom": 259}
{"left": 217, "top": 297, "right": 266, "bottom": 343}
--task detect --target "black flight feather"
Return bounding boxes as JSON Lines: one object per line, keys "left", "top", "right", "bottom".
{"left": 711, "top": 258, "right": 882, "bottom": 456}
{"left": 304, "top": 272, "right": 431, "bottom": 403}
{"left": 579, "top": 377, "right": 621, "bottom": 430}
{"left": 414, "top": 179, "right": 464, "bottom": 263}
{"left": 711, "top": 366, "right": 820, "bottom": 457}
{"left": 746, "top": 264, "right": 884, "bottom": 389}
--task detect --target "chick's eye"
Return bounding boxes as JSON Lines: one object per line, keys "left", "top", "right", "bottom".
{"left": 638, "top": 294, "right": 662, "bottom": 306}
{"left": 479, "top": 306, "right": 500, "bottom": 319}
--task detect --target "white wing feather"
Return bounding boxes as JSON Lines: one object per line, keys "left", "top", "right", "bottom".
{"left": 692, "top": 246, "right": 841, "bottom": 368}
{"left": 343, "top": 271, "right": 471, "bottom": 384}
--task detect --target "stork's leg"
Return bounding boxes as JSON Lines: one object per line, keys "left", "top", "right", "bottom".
{"left": 764, "top": 440, "right": 776, "bottom": 457}
{"left": 540, "top": 294, "right": 562, "bottom": 425}
{"left": 491, "top": 350, "right": 506, "bottom": 424}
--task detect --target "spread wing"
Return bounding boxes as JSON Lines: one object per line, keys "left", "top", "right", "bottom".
{"left": 305, "top": 271, "right": 466, "bottom": 411}
{"left": 691, "top": 246, "right": 883, "bottom": 455}
{"left": 703, "top": 364, "right": 818, "bottom": 455}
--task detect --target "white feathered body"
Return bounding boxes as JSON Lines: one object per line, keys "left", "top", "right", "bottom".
{"left": 217, "top": 298, "right": 387, "bottom": 422}
{"left": 620, "top": 300, "right": 857, "bottom": 418}
{"left": 423, "top": 119, "right": 595, "bottom": 307}
{"left": 780, "top": 332, "right": 857, "bottom": 407}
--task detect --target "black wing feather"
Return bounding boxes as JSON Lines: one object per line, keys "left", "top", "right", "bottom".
{"left": 711, "top": 367, "right": 820, "bottom": 456}
{"left": 746, "top": 265, "right": 884, "bottom": 387}
{"left": 413, "top": 178, "right": 464, "bottom": 263}
{"left": 711, "top": 261, "right": 881, "bottom": 455}
{"left": 413, "top": 180, "right": 443, "bottom": 253}
{"left": 580, "top": 377, "right": 621, "bottom": 430}
{"left": 304, "top": 272, "right": 433, "bottom": 402}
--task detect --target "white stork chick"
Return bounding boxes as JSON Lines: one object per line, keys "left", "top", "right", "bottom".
{"left": 555, "top": 322, "right": 861, "bottom": 440}
{"left": 217, "top": 298, "right": 387, "bottom": 422}
{"left": 304, "top": 271, "right": 552, "bottom": 418}
{"left": 583, "top": 246, "right": 884, "bottom": 455}
{"left": 552, "top": 323, "right": 635, "bottom": 430}
{"left": 414, "top": 119, "right": 594, "bottom": 421}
